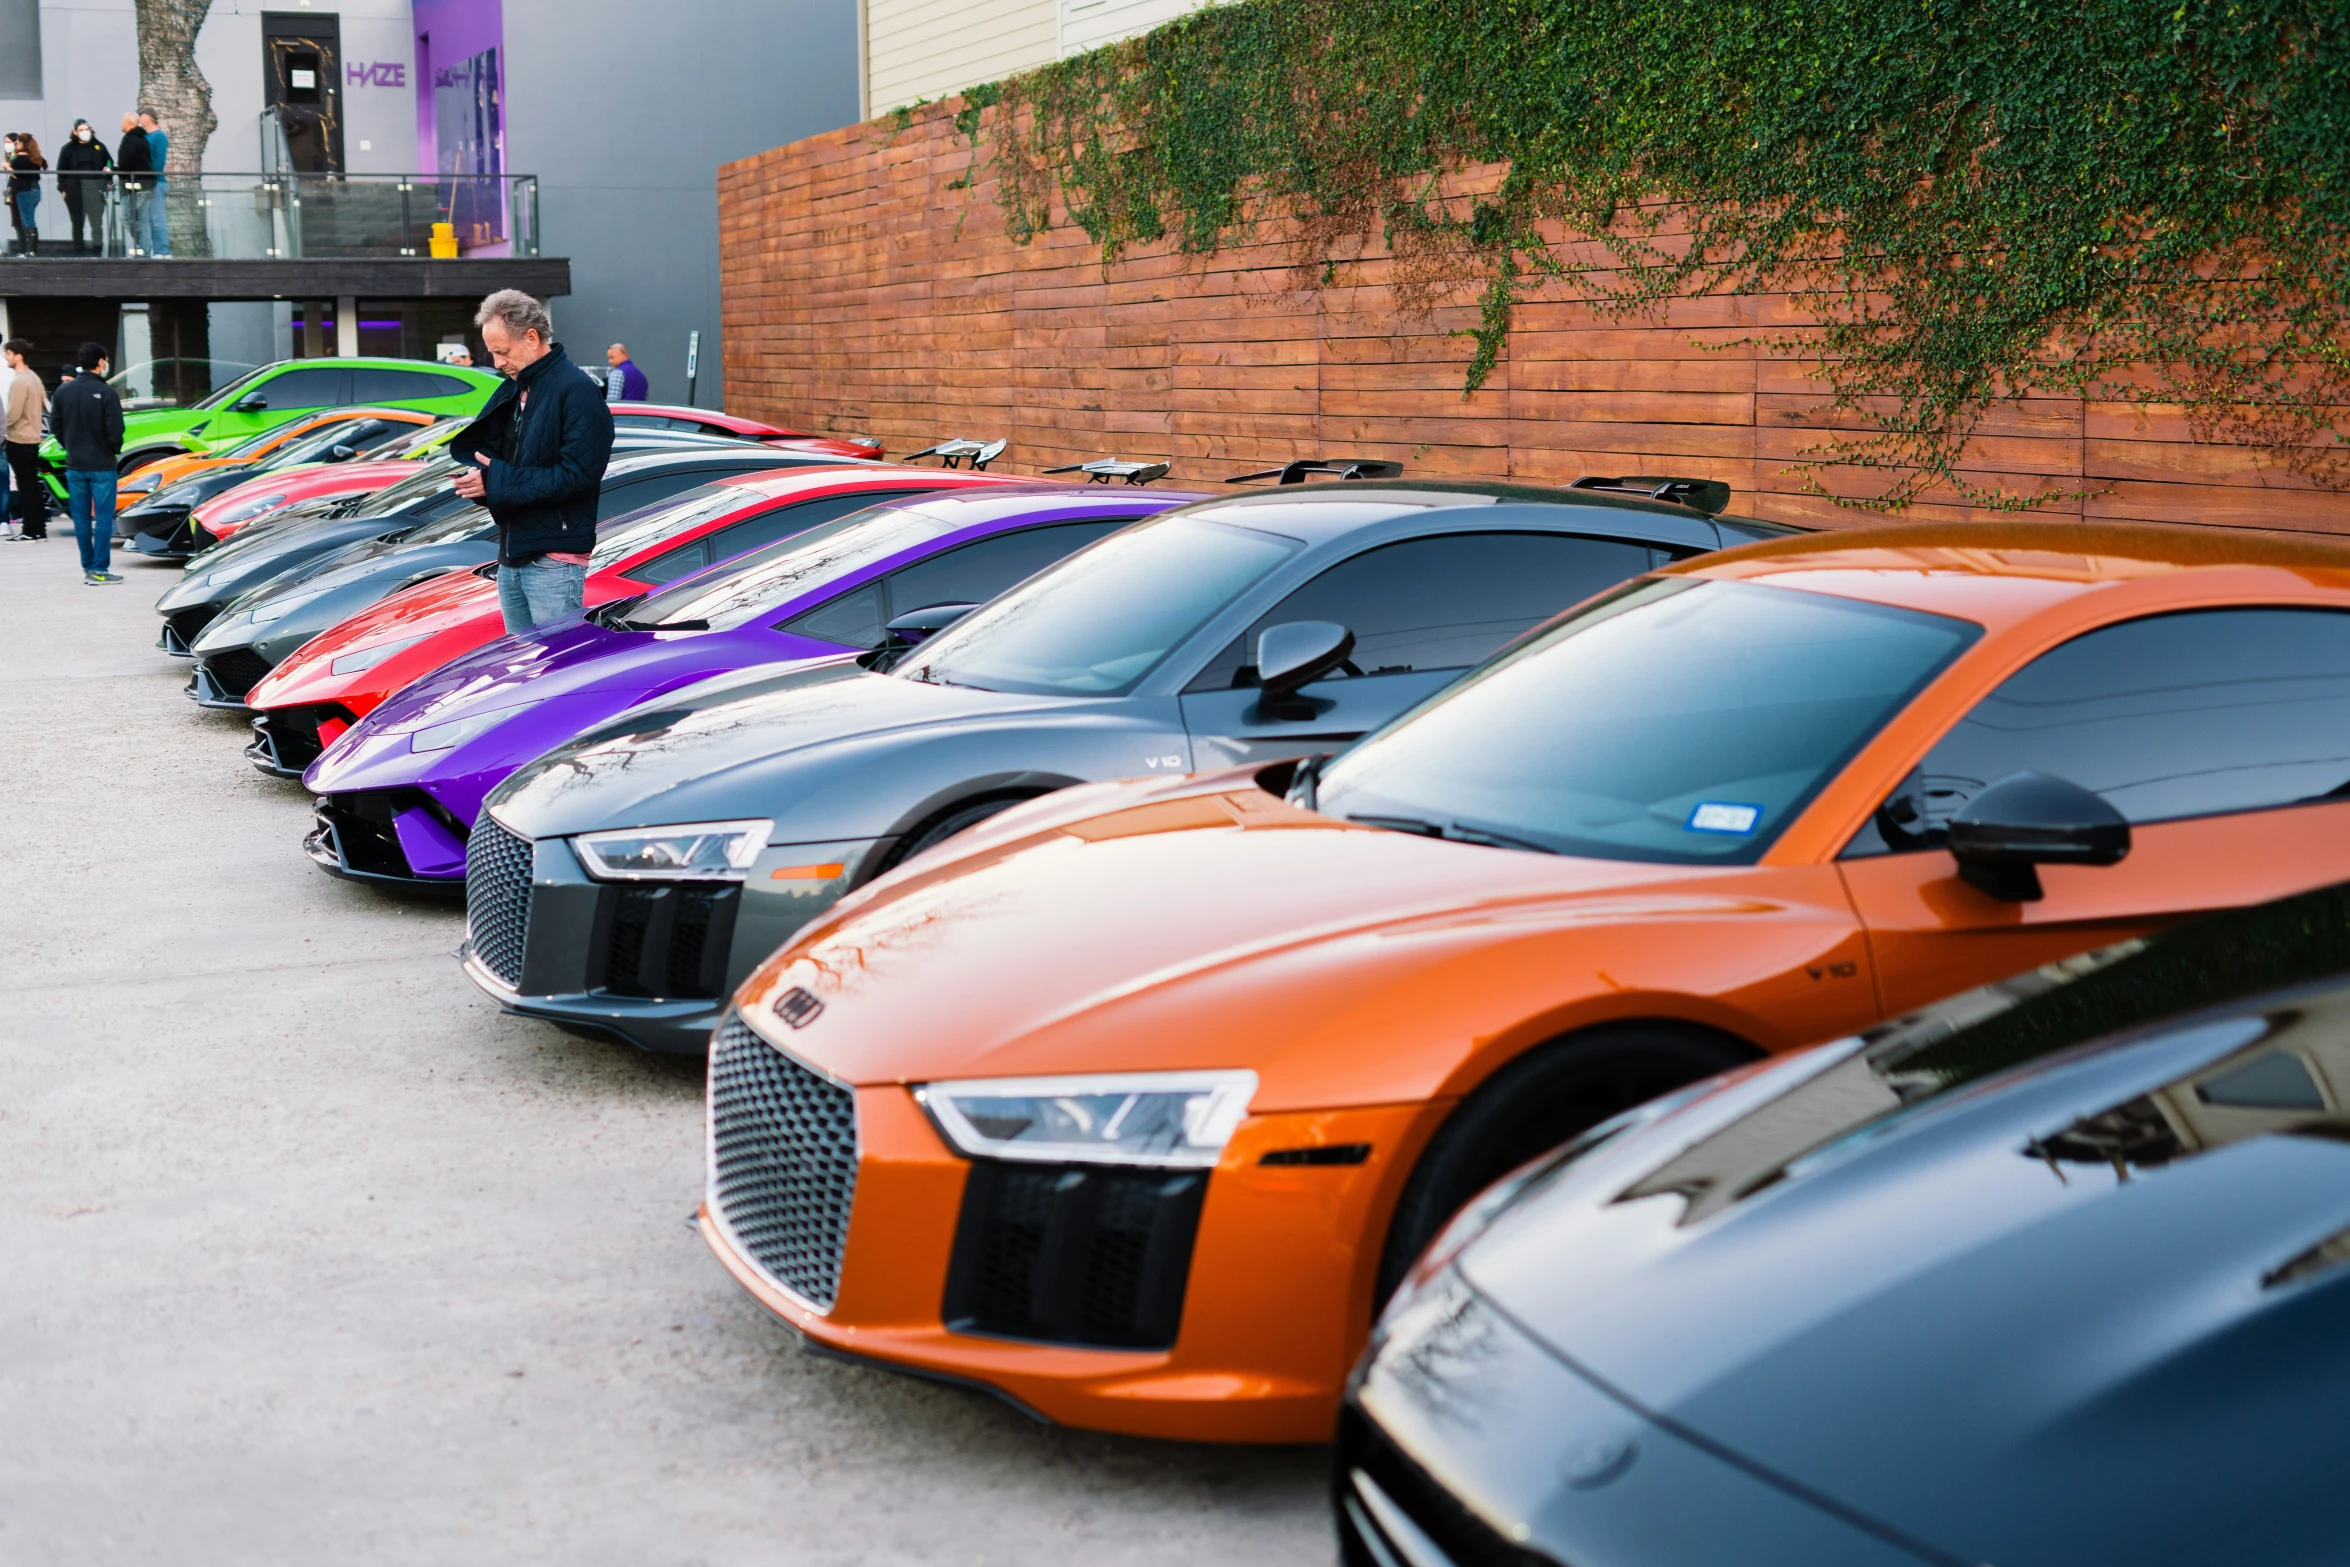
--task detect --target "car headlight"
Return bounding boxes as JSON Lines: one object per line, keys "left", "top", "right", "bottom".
{"left": 245, "top": 587, "right": 329, "bottom": 626}
{"left": 916, "top": 1070, "right": 1258, "bottom": 1168}
{"left": 409, "top": 707, "right": 521, "bottom": 754}
{"left": 572, "top": 819, "right": 771, "bottom": 880}
{"left": 331, "top": 633, "right": 434, "bottom": 676}
{"left": 211, "top": 492, "right": 290, "bottom": 527}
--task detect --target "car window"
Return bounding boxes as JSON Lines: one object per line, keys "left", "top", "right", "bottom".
{"left": 621, "top": 501, "right": 959, "bottom": 631}
{"left": 1314, "top": 578, "right": 1979, "bottom": 865}
{"left": 613, "top": 413, "right": 704, "bottom": 434}
{"left": 272, "top": 419, "right": 392, "bottom": 466}
{"left": 701, "top": 489, "right": 921, "bottom": 569}
{"left": 1848, "top": 607, "right": 2350, "bottom": 855}
{"left": 595, "top": 470, "right": 724, "bottom": 521}
{"left": 779, "top": 521, "right": 1131, "bottom": 649}
{"left": 630, "top": 540, "right": 711, "bottom": 586}
{"left": 1186, "top": 531, "right": 1670, "bottom": 691}
{"left": 348, "top": 367, "right": 475, "bottom": 403}
{"left": 252, "top": 366, "right": 346, "bottom": 412}
{"left": 907, "top": 516, "right": 1301, "bottom": 696}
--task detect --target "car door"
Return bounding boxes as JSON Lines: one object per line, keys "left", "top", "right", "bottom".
{"left": 1181, "top": 530, "right": 1672, "bottom": 768}
{"left": 209, "top": 364, "right": 348, "bottom": 443}
{"left": 1840, "top": 605, "right": 2350, "bottom": 1017}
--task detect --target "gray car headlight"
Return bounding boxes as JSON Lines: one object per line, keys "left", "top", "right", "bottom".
{"left": 245, "top": 586, "right": 329, "bottom": 626}
{"left": 332, "top": 632, "right": 434, "bottom": 676}
{"left": 916, "top": 1071, "right": 1258, "bottom": 1167}
{"left": 573, "top": 819, "right": 772, "bottom": 880}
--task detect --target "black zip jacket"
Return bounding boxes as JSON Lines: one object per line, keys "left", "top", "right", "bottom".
{"left": 115, "top": 128, "right": 152, "bottom": 187}
{"left": 448, "top": 341, "right": 615, "bottom": 564}
{"left": 50, "top": 368, "right": 123, "bottom": 470}
{"left": 57, "top": 138, "right": 112, "bottom": 191}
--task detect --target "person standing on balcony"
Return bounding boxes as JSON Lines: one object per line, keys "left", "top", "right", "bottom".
{"left": 2, "top": 340, "right": 48, "bottom": 541}
{"left": 51, "top": 342, "right": 122, "bottom": 583}
{"left": 115, "top": 114, "right": 152, "bottom": 256}
{"left": 450, "top": 291, "right": 614, "bottom": 633}
{"left": 6, "top": 134, "right": 42, "bottom": 256}
{"left": 602, "top": 344, "right": 649, "bottom": 402}
{"left": 138, "top": 110, "right": 171, "bottom": 258}
{"left": 56, "top": 121, "right": 111, "bottom": 255}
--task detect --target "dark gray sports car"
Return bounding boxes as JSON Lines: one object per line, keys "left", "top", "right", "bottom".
{"left": 180, "top": 445, "right": 857, "bottom": 711}
{"left": 463, "top": 475, "right": 1793, "bottom": 1053}
{"left": 1341, "top": 878, "right": 2350, "bottom": 1567}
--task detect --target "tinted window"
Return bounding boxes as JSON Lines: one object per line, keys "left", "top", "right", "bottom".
{"left": 780, "top": 522, "right": 1129, "bottom": 650}
{"left": 1187, "top": 531, "right": 1668, "bottom": 691}
{"left": 1849, "top": 608, "right": 2350, "bottom": 855}
{"left": 1314, "top": 578, "right": 1979, "bottom": 864}
{"left": 595, "top": 470, "right": 721, "bottom": 521}
{"left": 701, "top": 489, "right": 920, "bottom": 568}
{"left": 252, "top": 366, "right": 345, "bottom": 412}
{"left": 909, "top": 517, "right": 1299, "bottom": 696}
{"left": 630, "top": 539, "right": 710, "bottom": 586}
{"left": 348, "top": 367, "right": 475, "bottom": 403}
{"left": 613, "top": 413, "right": 705, "bottom": 434}
{"left": 622, "top": 502, "right": 948, "bottom": 631}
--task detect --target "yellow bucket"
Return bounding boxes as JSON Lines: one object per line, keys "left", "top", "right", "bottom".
{"left": 428, "top": 221, "right": 458, "bottom": 259}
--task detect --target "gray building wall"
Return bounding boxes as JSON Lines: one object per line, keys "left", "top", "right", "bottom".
{"left": 501, "top": 0, "right": 861, "bottom": 408}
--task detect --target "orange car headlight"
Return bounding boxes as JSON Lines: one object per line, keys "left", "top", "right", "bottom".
{"left": 915, "top": 1070, "right": 1257, "bottom": 1168}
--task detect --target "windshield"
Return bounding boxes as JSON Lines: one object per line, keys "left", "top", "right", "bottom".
{"left": 347, "top": 458, "right": 461, "bottom": 518}
{"left": 266, "top": 422, "right": 381, "bottom": 468}
{"left": 1315, "top": 578, "right": 1979, "bottom": 864}
{"left": 906, "top": 516, "right": 1300, "bottom": 696}
{"left": 217, "top": 424, "right": 294, "bottom": 459}
{"left": 402, "top": 498, "right": 493, "bottom": 543}
{"left": 393, "top": 418, "right": 468, "bottom": 457}
{"left": 188, "top": 362, "right": 275, "bottom": 411}
{"left": 619, "top": 501, "right": 947, "bottom": 631}
{"left": 588, "top": 483, "right": 749, "bottom": 569}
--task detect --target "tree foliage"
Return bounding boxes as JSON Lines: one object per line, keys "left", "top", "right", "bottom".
{"left": 961, "top": 0, "right": 2350, "bottom": 509}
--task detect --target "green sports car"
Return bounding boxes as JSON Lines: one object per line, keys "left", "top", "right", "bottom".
{"left": 52, "top": 357, "right": 502, "bottom": 476}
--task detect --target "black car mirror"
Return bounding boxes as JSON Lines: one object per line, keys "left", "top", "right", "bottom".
{"left": 233, "top": 393, "right": 268, "bottom": 412}
{"left": 325, "top": 443, "right": 359, "bottom": 463}
{"left": 1257, "top": 620, "right": 1357, "bottom": 700}
{"left": 1948, "top": 771, "right": 2130, "bottom": 902}
{"left": 861, "top": 602, "right": 980, "bottom": 671}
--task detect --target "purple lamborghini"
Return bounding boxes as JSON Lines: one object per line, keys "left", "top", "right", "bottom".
{"left": 300, "top": 484, "right": 1201, "bottom": 888}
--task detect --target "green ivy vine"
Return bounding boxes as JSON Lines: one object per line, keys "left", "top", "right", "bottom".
{"left": 944, "top": 0, "right": 2349, "bottom": 510}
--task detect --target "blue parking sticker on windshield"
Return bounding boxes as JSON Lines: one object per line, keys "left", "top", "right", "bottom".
{"left": 1687, "top": 802, "right": 1762, "bottom": 835}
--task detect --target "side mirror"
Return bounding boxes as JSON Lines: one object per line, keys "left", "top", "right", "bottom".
{"left": 861, "top": 602, "right": 979, "bottom": 670}
{"left": 325, "top": 443, "right": 359, "bottom": 462}
{"left": 233, "top": 392, "right": 268, "bottom": 412}
{"left": 1257, "top": 620, "right": 1356, "bottom": 700}
{"left": 1948, "top": 771, "right": 2129, "bottom": 902}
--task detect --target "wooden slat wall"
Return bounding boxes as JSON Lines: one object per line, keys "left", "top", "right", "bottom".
{"left": 719, "top": 103, "right": 2350, "bottom": 532}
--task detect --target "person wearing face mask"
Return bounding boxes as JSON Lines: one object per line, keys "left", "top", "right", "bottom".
{"left": 55, "top": 120, "right": 110, "bottom": 255}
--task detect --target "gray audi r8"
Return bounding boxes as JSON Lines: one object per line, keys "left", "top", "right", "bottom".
{"left": 180, "top": 445, "right": 861, "bottom": 711}
{"left": 463, "top": 474, "right": 1793, "bottom": 1053}
{"left": 1342, "top": 878, "right": 2350, "bottom": 1567}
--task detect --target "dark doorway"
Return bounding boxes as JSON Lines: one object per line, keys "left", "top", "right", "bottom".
{"left": 8, "top": 299, "right": 121, "bottom": 391}
{"left": 263, "top": 12, "right": 344, "bottom": 174}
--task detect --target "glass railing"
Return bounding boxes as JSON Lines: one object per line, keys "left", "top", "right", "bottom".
{"left": 40, "top": 172, "right": 540, "bottom": 260}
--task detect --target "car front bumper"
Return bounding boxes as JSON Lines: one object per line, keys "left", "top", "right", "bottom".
{"left": 303, "top": 794, "right": 468, "bottom": 894}
{"left": 457, "top": 820, "right": 881, "bottom": 1055}
{"left": 696, "top": 1005, "right": 1426, "bottom": 1442}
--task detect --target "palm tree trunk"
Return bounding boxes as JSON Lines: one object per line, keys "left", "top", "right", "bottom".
{"left": 135, "top": 0, "right": 216, "bottom": 257}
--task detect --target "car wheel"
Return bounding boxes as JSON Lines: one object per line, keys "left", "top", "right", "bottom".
{"left": 1376, "top": 1023, "right": 1756, "bottom": 1302}
{"left": 885, "top": 793, "right": 1037, "bottom": 873}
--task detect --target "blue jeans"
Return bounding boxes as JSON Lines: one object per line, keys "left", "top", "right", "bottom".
{"left": 146, "top": 176, "right": 170, "bottom": 255}
{"left": 122, "top": 187, "right": 151, "bottom": 254}
{"left": 497, "top": 557, "right": 587, "bottom": 634}
{"left": 67, "top": 469, "right": 117, "bottom": 572}
{"left": 14, "top": 188, "right": 36, "bottom": 239}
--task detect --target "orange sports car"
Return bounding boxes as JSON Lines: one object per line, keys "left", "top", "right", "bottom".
{"left": 109, "top": 406, "right": 438, "bottom": 511}
{"left": 698, "top": 520, "right": 2350, "bottom": 1441}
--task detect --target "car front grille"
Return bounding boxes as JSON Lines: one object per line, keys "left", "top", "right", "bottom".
{"left": 465, "top": 812, "right": 535, "bottom": 987}
{"left": 941, "top": 1160, "right": 1206, "bottom": 1350}
{"left": 162, "top": 605, "right": 218, "bottom": 651}
{"left": 1337, "top": 1408, "right": 1559, "bottom": 1567}
{"left": 597, "top": 883, "right": 741, "bottom": 999}
{"left": 709, "top": 1013, "right": 859, "bottom": 1311}
{"left": 199, "top": 646, "right": 274, "bottom": 699}
{"left": 250, "top": 704, "right": 350, "bottom": 774}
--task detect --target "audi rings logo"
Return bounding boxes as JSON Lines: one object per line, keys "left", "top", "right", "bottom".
{"left": 772, "top": 987, "right": 825, "bottom": 1029}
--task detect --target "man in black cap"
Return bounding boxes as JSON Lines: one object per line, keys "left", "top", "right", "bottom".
{"left": 50, "top": 341, "right": 123, "bottom": 583}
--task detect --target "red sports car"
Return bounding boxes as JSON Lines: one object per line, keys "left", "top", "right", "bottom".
{"left": 241, "top": 464, "right": 1015, "bottom": 777}
{"left": 611, "top": 403, "right": 882, "bottom": 460}
{"left": 190, "top": 459, "right": 428, "bottom": 548}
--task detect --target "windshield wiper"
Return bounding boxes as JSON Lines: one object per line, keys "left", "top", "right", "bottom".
{"left": 586, "top": 594, "right": 646, "bottom": 630}
{"left": 1344, "top": 812, "right": 1558, "bottom": 855}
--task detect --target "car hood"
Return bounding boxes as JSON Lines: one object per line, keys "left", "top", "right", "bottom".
{"left": 198, "top": 460, "right": 419, "bottom": 522}
{"left": 727, "top": 770, "right": 1747, "bottom": 1107}
{"left": 485, "top": 662, "right": 1095, "bottom": 839}
{"left": 1448, "top": 985, "right": 2350, "bottom": 1567}
{"left": 192, "top": 537, "right": 495, "bottom": 654}
{"left": 244, "top": 568, "right": 499, "bottom": 709}
{"left": 159, "top": 516, "right": 410, "bottom": 611}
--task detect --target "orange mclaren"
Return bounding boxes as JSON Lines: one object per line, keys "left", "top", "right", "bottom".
{"left": 698, "top": 520, "right": 2350, "bottom": 1441}
{"left": 109, "top": 406, "right": 438, "bottom": 511}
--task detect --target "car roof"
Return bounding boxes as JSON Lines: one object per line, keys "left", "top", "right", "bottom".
{"left": 603, "top": 445, "right": 837, "bottom": 474}
{"left": 1674, "top": 519, "right": 2350, "bottom": 622}
{"left": 1164, "top": 478, "right": 1754, "bottom": 545}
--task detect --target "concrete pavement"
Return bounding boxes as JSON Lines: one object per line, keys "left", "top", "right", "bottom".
{"left": 0, "top": 535, "right": 1332, "bottom": 1565}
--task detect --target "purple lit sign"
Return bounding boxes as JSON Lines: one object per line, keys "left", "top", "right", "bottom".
{"left": 349, "top": 61, "right": 409, "bottom": 87}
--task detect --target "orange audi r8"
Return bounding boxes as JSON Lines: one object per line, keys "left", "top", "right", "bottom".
{"left": 698, "top": 520, "right": 2350, "bottom": 1441}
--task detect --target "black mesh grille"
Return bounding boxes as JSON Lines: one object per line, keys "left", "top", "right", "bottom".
{"left": 200, "top": 646, "right": 274, "bottom": 698}
{"left": 252, "top": 704, "right": 347, "bottom": 773}
{"left": 1336, "top": 1408, "right": 1561, "bottom": 1567}
{"left": 709, "top": 1014, "right": 859, "bottom": 1310}
{"left": 942, "top": 1161, "right": 1206, "bottom": 1349}
{"left": 163, "top": 605, "right": 218, "bottom": 649}
{"left": 465, "top": 813, "right": 535, "bottom": 987}
{"left": 596, "top": 883, "right": 739, "bottom": 999}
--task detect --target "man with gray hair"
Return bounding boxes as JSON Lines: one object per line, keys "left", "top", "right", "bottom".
{"left": 450, "top": 289, "right": 615, "bottom": 632}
